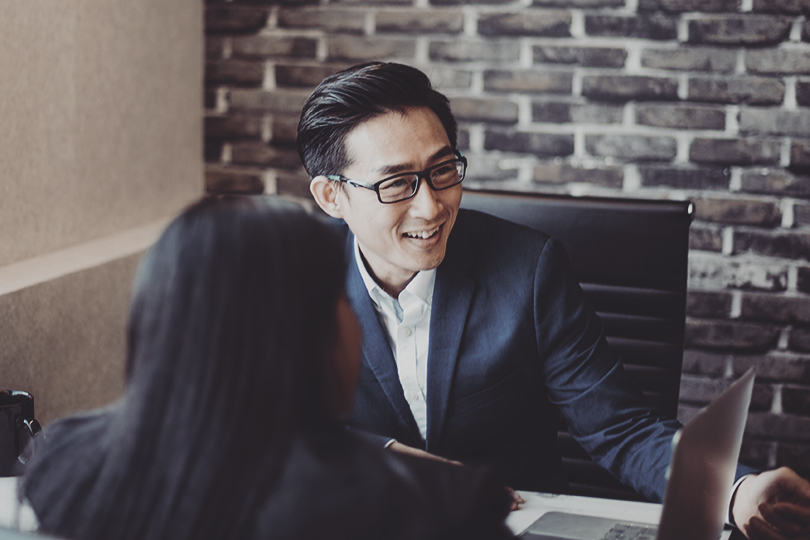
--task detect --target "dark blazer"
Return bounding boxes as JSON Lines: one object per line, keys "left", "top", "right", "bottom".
{"left": 345, "top": 209, "right": 686, "bottom": 502}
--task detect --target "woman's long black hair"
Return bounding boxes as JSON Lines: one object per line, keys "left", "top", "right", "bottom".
{"left": 23, "top": 195, "right": 346, "bottom": 540}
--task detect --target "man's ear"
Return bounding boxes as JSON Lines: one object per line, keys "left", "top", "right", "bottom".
{"left": 310, "top": 176, "right": 344, "bottom": 219}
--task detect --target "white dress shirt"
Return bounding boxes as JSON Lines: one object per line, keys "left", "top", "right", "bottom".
{"left": 354, "top": 238, "right": 435, "bottom": 440}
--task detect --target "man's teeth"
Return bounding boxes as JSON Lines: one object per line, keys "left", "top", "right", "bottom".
{"left": 404, "top": 227, "right": 439, "bottom": 239}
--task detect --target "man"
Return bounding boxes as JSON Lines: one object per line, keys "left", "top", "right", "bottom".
{"left": 300, "top": 62, "right": 810, "bottom": 539}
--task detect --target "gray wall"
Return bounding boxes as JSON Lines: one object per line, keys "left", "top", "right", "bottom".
{"left": 0, "top": 0, "right": 203, "bottom": 424}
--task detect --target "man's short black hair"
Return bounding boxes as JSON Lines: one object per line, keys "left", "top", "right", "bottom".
{"left": 297, "top": 62, "right": 458, "bottom": 179}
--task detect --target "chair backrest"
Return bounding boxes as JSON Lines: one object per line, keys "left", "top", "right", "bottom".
{"left": 460, "top": 189, "right": 694, "bottom": 501}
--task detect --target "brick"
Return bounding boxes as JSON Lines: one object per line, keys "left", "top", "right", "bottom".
{"left": 205, "top": 142, "right": 223, "bottom": 163}
{"left": 431, "top": 0, "right": 511, "bottom": 4}
{"left": 278, "top": 8, "right": 365, "bottom": 34}
{"left": 586, "top": 135, "right": 676, "bottom": 161}
{"left": 533, "top": 0, "right": 624, "bottom": 5}
{"left": 484, "top": 70, "right": 572, "bottom": 94}
{"left": 688, "top": 16, "right": 792, "bottom": 46}
{"left": 746, "top": 412, "right": 810, "bottom": 441}
{"left": 747, "top": 48, "right": 810, "bottom": 75}
{"left": 375, "top": 9, "right": 464, "bottom": 33}
{"left": 782, "top": 386, "right": 810, "bottom": 415}
{"left": 798, "top": 267, "right": 810, "bottom": 294}
{"left": 585, "top": 14, "right": 677, "bottom": 40}
{"left": 532, "top": 161, "right": 623, "bottom": 188}
{"left": 464, "top": 156, "right": 520, "bottom": 183}
{"left": 688, "top": 76, "right": 785, "bottom": 105}
{"left": 740, "top": 293, "right": 810, "bottom": 324}
{"left": 640, "top": 165, "right": 730, "bottom": 190}
{"left": 641, "top": 47, "right": 736, "bottom": 73}
{"left": 478, "top": 10, "right": 570, "bottom": 37}
{"left": 231, "top": 142, "right": 302, "bottom": 169}
{"left": 635, "top": 103, "right": 725, "bottom": 130}
{"left": 205, "top": 7, "right": 269, "bottom": 33}
{"left": 327, "top": 36, "right": 416, "bottom": 61}
{"left": 205, "top": 115, "right": 263, "bottom": 140}
{"left": 777, "top": 443, "right": 810, "bottom": 478}
{"left": 680, "top": 374, "right": 773, "bottom": 409}
{"left": 753, "top": 0, "right": 810, "bottom": 15}
{"left": 741, "top": 169, "right": 810, "bottom": 198}
{"left": 206, "top": 167, "right": 265, "bottom": 195}
{"left": 734, "top": 352, "right": 810, "bottom": 383}
{"left": 690, "top": 138, "right": 781, "bottom": 166}
{"left": 533, "top": 100, "right": 622, "bottom": 124}
{"left": 682, "top": 350, "right": 728, "bottom": 376}
{"left": 796, "top": 202, "right": 810, "bottom": 227}
{"left": 275, "top": 64, "right": 342, "bottom": 88}
{"left": 485, "top": 129, "right": 575, "bottom": 157}
{"left": 733, "top": 229, "right": 810, "bottom": 261}
{"left": 689, "top": 252, "right": 788, "bottom": 291}
{"left": 792, "top": 326, "right": 810, "bottom": 352}
{"left": 429, "top": 67, "right": 474, "bottom": 91}
{"left": 450, "top": 97, "right": 519, "bottom": 124}
{"left": 791, "top": 140, "right": 810, "bottom": 173}
{"left": 689, "top": 224, "right": 724, "bottom": 252}
{"left": 331, "top": 0, "right": 410, "bottom": 3}
{"left": 232, "top": 36, "right": 317, "bottom": 59}
{"left": 639, "top": 0, "right": 740, "bottom": 12}
{"left": 229, "top": 89, "right": 310, "bottom": 114}
{"left": 533, "top": 46, "right": 626, "bottom": 68}
{"left": 205, "top": 60, "right": 264, "bottom": 87}
{"left": 739, "top": 438, "right": 773, "bottom": 470}
{"left": 207, "top": 37, "right": 226, "bottom": 61}
{"left": 692, "top": 197, "right": 781, "bottom": 226}
{"left": 276, "top": 171, "right": 312, "bottom": 199}
{"left": 685, "top": 319, "right": 781, "bottom": 351}
{"left": 271, "top": 116, "right": 299, "bottom": 146}
{"left": 430, "top": 39, "right": 520, "bottom": 63}
{"left": 582, "top": 75, "right": 678, "bottom": 102}
{"left": 686, "top": 290, "right": 732, "bottom": 318}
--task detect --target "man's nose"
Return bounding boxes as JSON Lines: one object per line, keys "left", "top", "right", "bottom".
{"left": 408, "top": 177, "right": 442, "bottom": 218}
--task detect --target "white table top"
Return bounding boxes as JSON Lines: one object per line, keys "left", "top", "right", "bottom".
{"left": 507, "top": 491, "right": 661, "bottom": 535}
{"left": 508, "top": 492, "right": 732, "bottom": 539}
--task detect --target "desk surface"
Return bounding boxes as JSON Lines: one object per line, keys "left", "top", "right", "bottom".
{"left": 509, "top": 492, "right": 733, "bottom": 539}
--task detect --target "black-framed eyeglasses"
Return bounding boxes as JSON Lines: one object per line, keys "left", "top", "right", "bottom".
{"left": 327, "top": 151, "right": 467, "bottom": 204}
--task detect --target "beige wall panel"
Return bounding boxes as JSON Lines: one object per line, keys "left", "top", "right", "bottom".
{"left": 0, "top": 253, "right": 143, "bottom": 425}
{"left": 0, "top": 0, "right": 202, "bottom": 267}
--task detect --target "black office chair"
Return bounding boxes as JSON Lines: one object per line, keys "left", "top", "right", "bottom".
{"left": 460, "top": 189, "right": 694, "bottom": 501}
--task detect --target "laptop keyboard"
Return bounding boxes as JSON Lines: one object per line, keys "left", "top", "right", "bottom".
{"left": 600, "top": 523, "right": 658, "bottom": 540}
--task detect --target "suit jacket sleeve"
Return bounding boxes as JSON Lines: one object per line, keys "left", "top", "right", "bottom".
{"left": 533, "top": 237, "right": 684, "bottom": 502}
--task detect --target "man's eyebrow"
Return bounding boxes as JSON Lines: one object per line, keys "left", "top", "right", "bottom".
{"left": 374, "top": 146, "right": 454, "bottom": 176}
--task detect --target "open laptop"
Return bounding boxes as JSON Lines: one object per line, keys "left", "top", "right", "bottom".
{"left": 520, "top": 367, "right": 755, "bottom": 540}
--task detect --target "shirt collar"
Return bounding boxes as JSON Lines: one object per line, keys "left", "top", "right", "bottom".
{"left": 353, "top": 236, "right": 435, "bottom": 308}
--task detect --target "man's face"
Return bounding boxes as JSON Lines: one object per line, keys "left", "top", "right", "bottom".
{"left": 334, "top": 107, "right": 462, "bottom": 295}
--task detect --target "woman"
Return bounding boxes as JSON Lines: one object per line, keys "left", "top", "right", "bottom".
{"left": 19, "top": 196, "right": 512, "bottom": 540}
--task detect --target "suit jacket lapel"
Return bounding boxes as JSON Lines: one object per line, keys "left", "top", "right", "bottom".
{"left": 344, "top": 233, "right": 423, "bottom": 443}
{"left": 425, "top": 220, "right": 475, "bottom": 452}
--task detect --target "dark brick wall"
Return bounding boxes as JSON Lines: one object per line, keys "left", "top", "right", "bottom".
{"left": 205, "top": 0, "right": 810, "bottom": 478}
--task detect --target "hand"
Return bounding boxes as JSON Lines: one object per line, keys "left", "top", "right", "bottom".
{"left": 506, "top": 486, "right": 525, "bottom": 511}
{"left": 732, "top": 467, "right": 810, "bottom": 539}
{"left": 387, "top": 441, "right": 463, "bottom": 466}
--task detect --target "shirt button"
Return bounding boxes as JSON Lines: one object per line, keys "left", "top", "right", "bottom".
{"left": 401, "top": 327, "right": 412, "bottom": 337}
{"left": 409, "top": 392, "right": 421, "bottom": 401}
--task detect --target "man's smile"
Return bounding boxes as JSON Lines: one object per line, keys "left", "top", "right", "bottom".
{"left": 403, "top": 225, "right": 441, "bottom": 240}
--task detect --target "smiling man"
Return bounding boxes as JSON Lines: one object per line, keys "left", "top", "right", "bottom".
{"left": 300, "top": 62, "right": 810, "bottom": 540}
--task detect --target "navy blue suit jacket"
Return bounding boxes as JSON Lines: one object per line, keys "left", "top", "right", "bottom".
{"left": 345, "top": 209, "right": 690, "bottom": 502}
